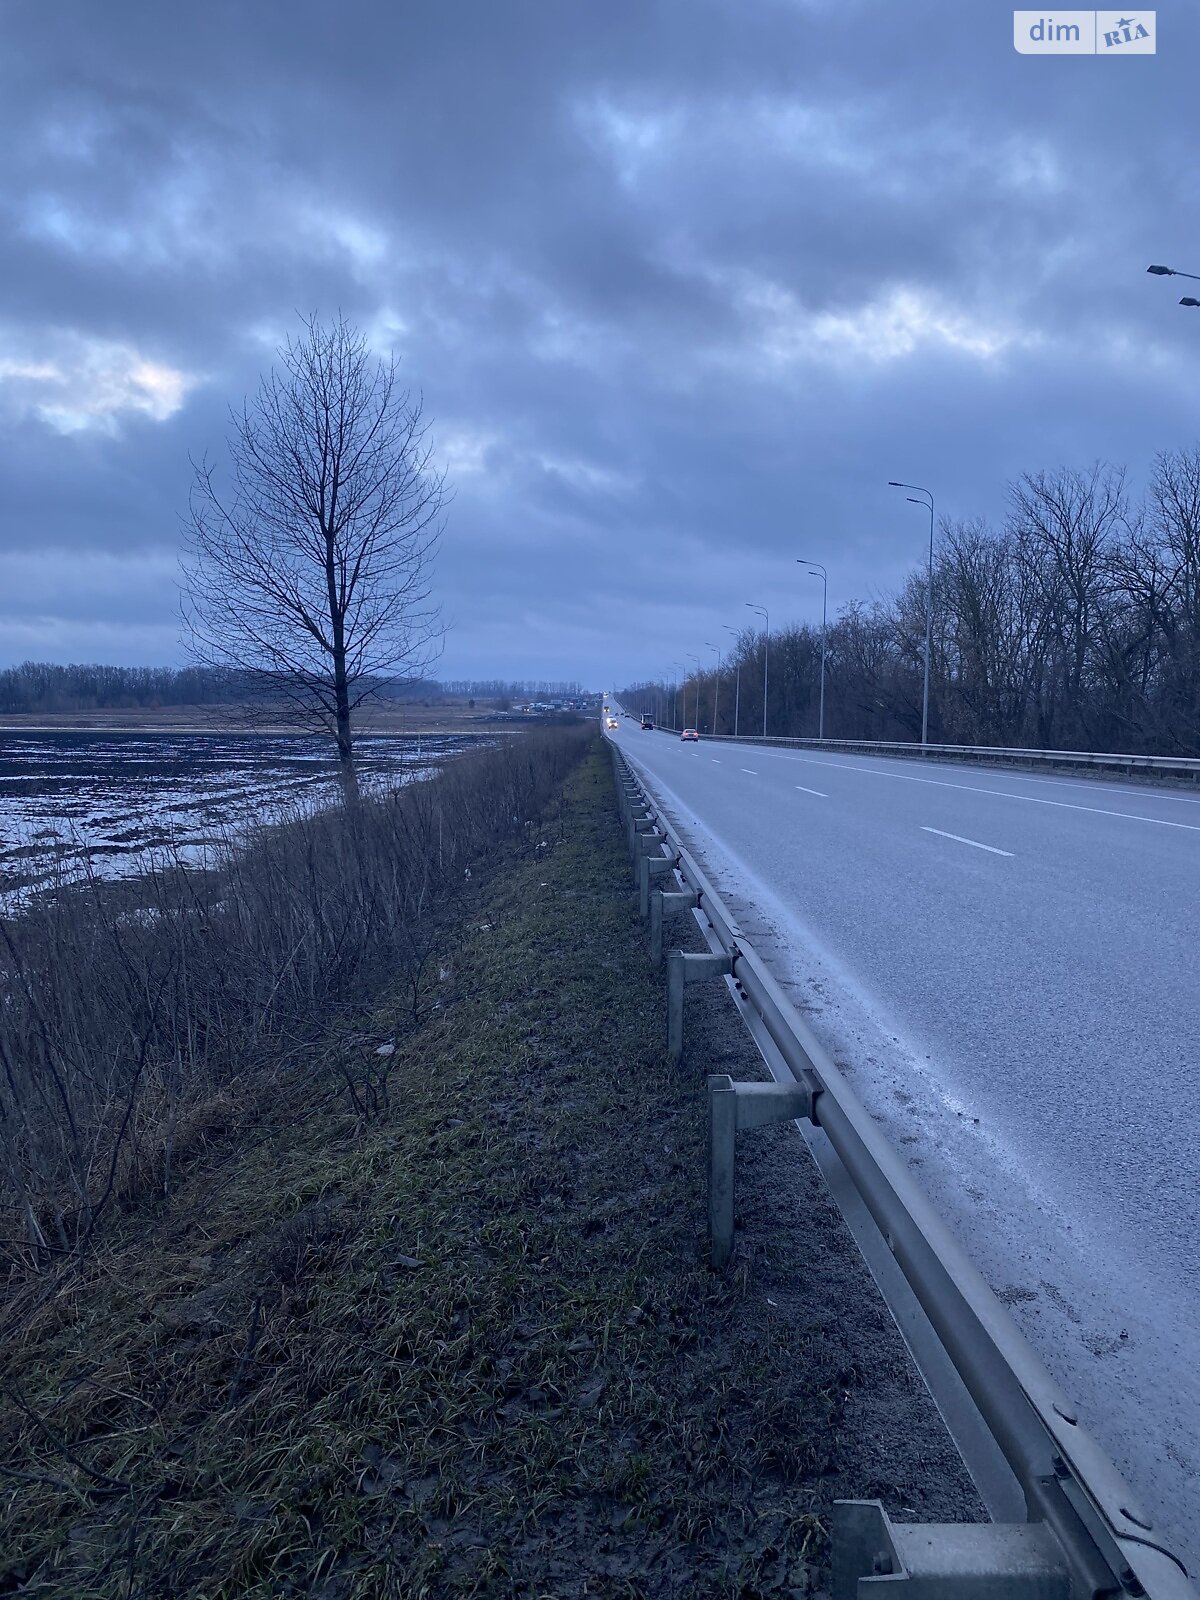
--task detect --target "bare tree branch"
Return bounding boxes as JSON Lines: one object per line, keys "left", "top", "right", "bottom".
{"left": 179, "top": 314, "right": 448, "bottom": 778}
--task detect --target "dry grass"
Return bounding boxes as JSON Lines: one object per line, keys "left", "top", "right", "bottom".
{"left": 0, "top": 742, "right": 841, "bottom": 1598}
{"left": 0, "top": 728, "right": 589, "bottom": 1266}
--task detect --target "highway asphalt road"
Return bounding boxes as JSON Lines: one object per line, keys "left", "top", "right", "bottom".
{"left": 612, "top": 718, "right": 1200, "bottom": 1575}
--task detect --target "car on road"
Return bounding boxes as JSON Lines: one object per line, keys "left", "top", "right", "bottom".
{"left": 681, "top": 727, "right": 699, "bottom": 741}
{"left": 640, "top": 716, "right": 654, "bottom": 730}
{"left": 606, "top": 717, "right": 619, "bottom": 729}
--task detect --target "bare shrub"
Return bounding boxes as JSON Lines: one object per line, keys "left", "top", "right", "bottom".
{"left": 0, "top": 727, "right": 590, "bottom": 1277}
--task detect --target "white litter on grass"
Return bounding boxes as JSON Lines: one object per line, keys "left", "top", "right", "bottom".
{"left": 438, "top": 965, "right": 449, "bottom": 981}
{"left": 375, "top": 1042, "right": 395, "bottom": 1057}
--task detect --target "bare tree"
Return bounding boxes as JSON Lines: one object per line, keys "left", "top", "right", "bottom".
{"left": 181, "top": 315, "right": 446, "bottom": 784}
{"left": 1007, "top": 465, "right": 1129, "bottom": 746}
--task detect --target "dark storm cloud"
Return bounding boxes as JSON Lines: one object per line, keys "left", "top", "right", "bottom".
{"left": 2, "top": 0, "right": 1197, "bottom": 681}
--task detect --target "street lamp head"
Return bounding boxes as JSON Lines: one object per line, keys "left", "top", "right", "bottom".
{"left": 907, "top": 497, "right": 923, "bottom": 505}
{"left": 887, "top": 480, "right": 903, "bottom": 487}
{"left": 1181, "top": 297, "right": 1200, "bottom": 308}
{"left": 1148, "top": 264, "right": 1175, "bottom": 276}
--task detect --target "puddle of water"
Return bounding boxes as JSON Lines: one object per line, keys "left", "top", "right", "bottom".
{"left": 0, "top": 730, "right": 477, "bottom": 908}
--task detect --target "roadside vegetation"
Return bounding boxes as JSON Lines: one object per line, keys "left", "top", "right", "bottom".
{"left": 0, "top": 736, "right": 978, "bottom": 1597}
{"left": 0, "top": 728, "right": 588, "bottom": 1268}
{"left": 628, "top": 450, "right": 1200, "bottom": 754}
{"left": 0, "top": 667, "right": 589, "bottom": 720}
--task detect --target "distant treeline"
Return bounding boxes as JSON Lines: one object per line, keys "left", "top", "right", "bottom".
{"left": 0, "top": 664, "right": 247, "bottom": 714}
{"left": 626, "top": 450, "right": 1200, "bottom": 756}
{"left": 441, "top": 679, "right": 585, "bottom": 698}
{"left": 0, "top": 664, "right": 443, "bottom": 715}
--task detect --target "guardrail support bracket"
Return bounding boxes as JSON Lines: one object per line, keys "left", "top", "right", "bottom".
{"left": 708, "top": 1074, "right": 812, "bottom": 1267}
{"left": 626, "top": 812, "right": 652, "bottom": 854}
{"left": 632, "top": 829, "right": 665, "bottom": 887}
{"left": 650, "top": 886, "right": 698, "bottom": 964}
{"left": 639, "top": 853, "right": 675, "bottom": 918}
{"left": 831, "top": 1501, "right": 1069, "bottom": 1599}
{"left": 667, "top": 950, "right": 732, "bottom": 1061}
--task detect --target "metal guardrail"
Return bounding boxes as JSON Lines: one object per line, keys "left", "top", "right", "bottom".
{"left": 608, "top": 732, "right": 1195, "bottom": 1600}
{"left": 658, "top": 728, "right": 1200, "bottom": 782}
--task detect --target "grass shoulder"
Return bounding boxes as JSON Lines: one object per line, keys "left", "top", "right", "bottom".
{"left": 1, "top": 741, "right": 977, "bottom": 1598}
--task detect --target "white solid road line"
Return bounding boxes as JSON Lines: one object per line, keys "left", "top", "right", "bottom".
{"left": 962, "top": 765, "right": 1200, "bottom": 808}
{"left": 786, "top": 754, "right": 1200, "bottom": 834}
{"left": 795, "top": 785, "right": 828, "bottom": 797}
{"left": 921, "top": 826, "right": 1013, "bottom": 857}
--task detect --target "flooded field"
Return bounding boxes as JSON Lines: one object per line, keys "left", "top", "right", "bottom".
{"left": 0, "top": 730, "right": 475, "bottom": 904}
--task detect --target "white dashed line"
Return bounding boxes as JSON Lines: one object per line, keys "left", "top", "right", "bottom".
{"left": 786, "top": 756, "right": 1200, "bottom": 833}
{"left": 795, "top": 785, "right": 827, "bottom": 797}
{"left": 741, "top": 768, "right": 758, "bottom": 775}
{"left": 922, "top": 826, "right": 1013, "bottom": 857}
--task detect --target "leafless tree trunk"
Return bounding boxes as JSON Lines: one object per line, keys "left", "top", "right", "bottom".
{"left": 180, "top": 314, "right": 446, "bottom": 786}
{"left": 1007, "top": 465, "right": 1129, "bottom": 747}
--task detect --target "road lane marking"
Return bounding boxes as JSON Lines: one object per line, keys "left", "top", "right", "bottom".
{"left": 965, "top": 766, "right": 1200, "bottom": 808}
{"left": 741, "top": 768, "right": 758, "bottom": 774}
{"left": 711, "top": 759, "right": 721, "bottom": 763}
{"left": 795, "top": 785, "right": 828, "bottom": 797}
{"left": 785, "top": 756, "right": 1200, "bottom": 834}
{"left": 921, "top": 826, "right": 1013, "bottom": 857}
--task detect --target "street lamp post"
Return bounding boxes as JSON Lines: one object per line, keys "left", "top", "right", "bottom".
{"left": 687, "top": 653, "right": 701, "bottom": 729}
{"left": 705, "top": 641, "right": 721, "bottom": 735}
{"left": 888, "top": 482, "right": 935, "bottom": 747}
{"left": 797, "top": 559, "right": 827, "bottom": 741}
{"left": 1148, "top": 263, "right": 1200, "bottom": 307}
{"left": 745, "top": 604, "right": 769, "bottom": 736}
{"left": 722, "top": 624, "right": 741, "bottom": 737}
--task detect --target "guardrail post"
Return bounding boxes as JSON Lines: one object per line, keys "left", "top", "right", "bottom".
{"left": 666, "top": 950, "right": 732, "bottom": 1061}
{"left": 627, "top": 812, "right": 652, "bottom": 856}
{"left": 708, "top": 1076, "right": 737, "bottom": 1268}
{"left": 634, "top": 831, "right": 666, "bottom": 893}
{"left": 706, "top": 1075, "right": 812, "bottom": 1268}
{"left": 667, "top": 951, "right": 685, "bottom": 1060}
{"left": 638, "top": 852, "right": 674, "bottom": 918}
{"left": 651, "top": 888, "right": 700, "bottom": 964}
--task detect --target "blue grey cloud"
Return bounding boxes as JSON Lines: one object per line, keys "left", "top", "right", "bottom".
{"left": 1, "top": 0, "right": 1195, "bottom": 682}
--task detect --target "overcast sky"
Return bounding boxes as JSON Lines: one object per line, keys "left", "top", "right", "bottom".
{"left": 2, "top": 0, "right": 1197, "bottom": 686}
